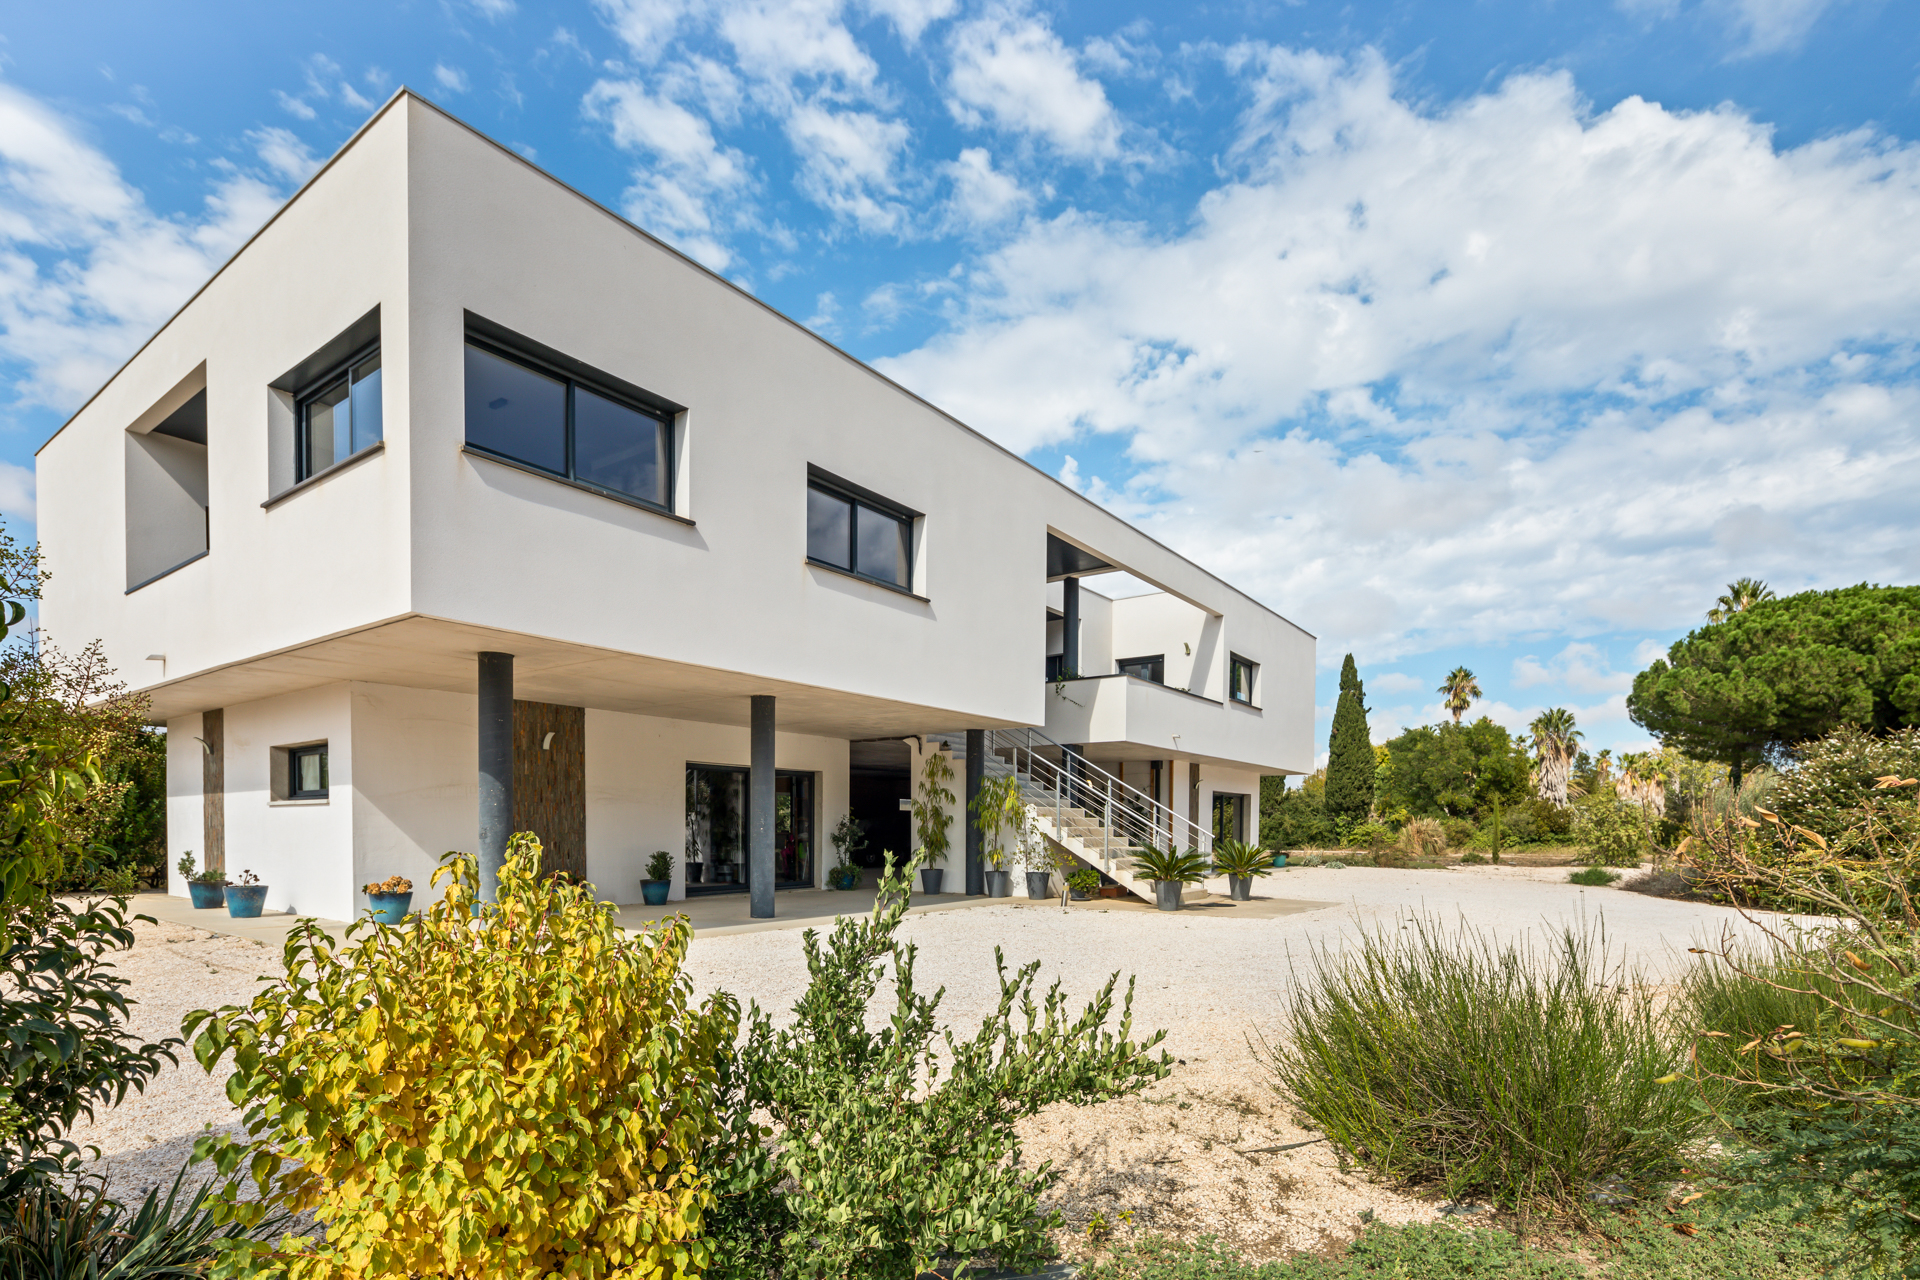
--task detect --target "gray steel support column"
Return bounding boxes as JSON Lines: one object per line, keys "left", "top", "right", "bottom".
{"left": 964, "top": 728, "right": 985, "bottom": 895}
{"left": 477, "top": 652, "right": 514, "bottom": 903}
{"left": 1061, "top": 575, "right": 1081, "bottom": 678}
{"left": 749, "top": 695, "right": 776, "bottom": 919}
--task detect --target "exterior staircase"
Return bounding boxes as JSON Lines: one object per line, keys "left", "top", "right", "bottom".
{"left": 928, "top": 728, "right": 1212, "bottom": 904}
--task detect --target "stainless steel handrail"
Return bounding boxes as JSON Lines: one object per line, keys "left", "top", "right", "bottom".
{"left": 981, "top": 726, "right": 1213, "bottom": 863}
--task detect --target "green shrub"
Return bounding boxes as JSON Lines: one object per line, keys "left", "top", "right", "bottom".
{"left": 1440, "top": 817, "right": 1476, "bottom": 848}
{"left": 1674, "top": 943, "right": 1862, "bottom": 1107}
{"left": 187, "top": 834, "right": 738, "bottom": 1279}
{"left": 1769, "top": 724, "right": 1920, "bottom": 855}
{"left": 1342, "top": 821, "right": 1393, "bottom": 851}
{"left": 1456, "top": 850, "right": 1487, "bottom": 866}
{"left": 0, "top": 1167, "right": 288, "bottom": 1279}
{"left": 707, "top": 862, "right": 1170, "bottom": 1278}
{"left": 1568, "top": 866, "right": 1620, "bottom": 887}
{"left": 1132, "top": 844, "right": 1209, "bottom": 884}
{"left": 0, "top": 896, "right": 180, "bottom": 1196}
{"left": 1571, "top": 790, "right": 1653, "bottom": 866}
{"left": 1265, "top": 916, "right": 1699, "bottom": 1212}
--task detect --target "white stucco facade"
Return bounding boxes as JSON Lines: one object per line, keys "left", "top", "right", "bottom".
{"left": 39, "top": 91, "right": 1314, "bottom": 918}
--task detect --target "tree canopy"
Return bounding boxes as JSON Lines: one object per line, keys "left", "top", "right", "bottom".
{"left": 1627, "top": 583, "right": 1920, "bottom": 782}
{"left": 1324, "top": 655, "right": 1373, "bottom": 827}
{"left": 1380, "top": 717, "right": 1533, "bottom": 819}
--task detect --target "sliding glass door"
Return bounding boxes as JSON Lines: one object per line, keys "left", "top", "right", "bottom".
{"left": 684, "top": 765, "right": 815, "bottom": 894}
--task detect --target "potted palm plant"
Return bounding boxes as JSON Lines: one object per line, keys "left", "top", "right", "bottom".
{"left": 1212, "top": 839, "right": 1275, "bottom": 901}
{"left": 178, "top": 853, "right": 227, "bottom": 909}
{"left": 363, "top": 874, "right": 413, "bottom": 922}
{"left": 912, "top": 749, "right": 956, "bottom": 894}
{"left": 641, "top": 851, "right": 673, "bottom": 906}
{"left": 1132, "top": 844, "right": 1209, "bottom": 911}
{"left": 971, "top": 773, "right": 1024, "bottom": 899}
{"left": 225, "top": 869, "right": 268, "bottom": 919}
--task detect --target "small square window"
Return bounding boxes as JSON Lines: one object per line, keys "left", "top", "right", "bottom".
{"left": 288, "top": 744, "right": 329, "bottom": 799}
{"left": 1230, "top": 654, "right": 1258, "bottom": 705}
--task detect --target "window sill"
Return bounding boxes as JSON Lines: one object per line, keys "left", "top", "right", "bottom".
{"left": 463, "top": 446, "right": 694, "bottom": 525}
{"left": 805, "top": 557, "right": 928, "bottom": 602}
{"left": 125, "top": 550, "right": 208, "bottom": 595}
{"left": 269, "top": 797, "right": 329, "bottom": 806}
{"left": 263, "top": 441, "right": 385, "bottom": 509}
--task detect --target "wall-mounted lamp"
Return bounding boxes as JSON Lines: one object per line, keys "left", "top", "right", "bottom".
{"left": 192, "top": 736, "right": 212, "bottom": 755}
{"left": 1183, "top": 642, "right": 1191, "bottom": 656}
{"left": 541, "top": 731, "right": 555, "bottom": 750}
{"left": 146, "top": 653, "right": 166, "bottom": 677}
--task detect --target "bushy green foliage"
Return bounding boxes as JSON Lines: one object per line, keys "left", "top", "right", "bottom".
{"left": 1568, "top": 866, "right": 1620, "bottom": 886}
{"left": 1570, "top": 790, "right": 1654, "bottom": 866}
{"left": 1266, "top": 916, "right": 1700, "bottom": 1212}
{"left": 0, "top": 1168, "right": 289, "bottom": 1279}
{"left": 1210, "top": 838, "right": 1273, "bottom": 878}
{"left": 1769, "top": 723, "right": 1920, "bottom": 854}
{"left": 1260, "top": 775, "right": 1331, "bottom": 850}
{"left": 707, "top": 863, "right": 1170, "bottom": 1279}
{"left": 1676, "top": 943, "right": 1861, "bottom": 1107}
{"left": 1324, "top": 656, "right": 1373, "bottom": 827}
{"left": 1133, "top": 844, "right": 1209, "bottom": 884}
{"left": 1628, "top": 583, "right": 1920, "bottom": 782}
{"left": 186, "top": 835, "right": 738, "bottom": 1279}
{"left": 1380, "top": 719, "right": 1532, "bottom": 820}
{"left": 0, "top": 895, "right": 180, "bottom": 1196}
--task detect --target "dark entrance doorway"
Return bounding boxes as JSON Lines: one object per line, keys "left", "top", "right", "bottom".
{"left": 514, "top": 700, "right": 585, "bottom": 881}
{"left": 848, "top": 739, "right": 912, "bottom": 870}
{"left": 684, "top": 765, "right": 815, "bottom": 895}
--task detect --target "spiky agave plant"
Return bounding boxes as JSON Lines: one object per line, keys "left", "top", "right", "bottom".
{"left": 1211, "top": 838, "right": 1273, "bottom": 878}
{"left": 1132, "top": 843, "right": 1210, "bottom": 884}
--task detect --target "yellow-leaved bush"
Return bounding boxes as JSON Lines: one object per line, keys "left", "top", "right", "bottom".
{"left": 185, "top": 834, "right": 738, "bottom": 1280}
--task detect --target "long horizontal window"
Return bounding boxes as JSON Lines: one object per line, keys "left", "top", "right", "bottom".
{"left": 806, "top": 480, "right": 912, "bottom": 590}
{"left": 1117, "top": 654, "right": 1165, "bottom": 684}
{"left": 464, "top": 340, "right": 672, "bottom": 511}
{"left": 297, "top": 345, "right": 382, "bottom": 481}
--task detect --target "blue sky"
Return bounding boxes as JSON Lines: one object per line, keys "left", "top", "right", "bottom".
{"left": 2, "top": 0, "right": 1917, "bottom": 760}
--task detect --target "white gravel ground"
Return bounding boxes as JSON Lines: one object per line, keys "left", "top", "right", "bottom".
{"left": 72, "top": 864, "right": 1780, "bottom": 1262}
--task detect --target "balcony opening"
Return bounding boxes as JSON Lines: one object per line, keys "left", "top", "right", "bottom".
{"left": 125, "top": 366, "right": 209, "bottom": 592}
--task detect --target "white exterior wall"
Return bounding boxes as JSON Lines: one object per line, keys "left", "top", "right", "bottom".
{"left": 165, "top": 713, "right": 204, "bottom": 896}
{"left": 220, "top": 685, "right": 357, "bottom": 920}
{"left": 349, "top": 683, "right": 475, "bottom": 915}
{"left": 586, "top": 711, "right": 848, "bottom": 902}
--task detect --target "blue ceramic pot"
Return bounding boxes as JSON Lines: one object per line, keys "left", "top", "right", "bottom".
{"left": 367, "top": 891, "right": 412, "bottom": 923}
{"left": 641, "top": 880, "right": 670, "bottom": 906}
{"left": 1271, "top": 853, "right": 1289, "bottom": 868}
{"left": 188, "top": 881, "right": 225, "bottom": 909}
{"left": 830, "top": 868, "right": 861, "bottom": 890}
{"left": 226, "top": 885, "right": 268, "bottom": 918}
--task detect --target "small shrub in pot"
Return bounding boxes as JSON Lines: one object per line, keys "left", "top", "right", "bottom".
{"left": 1212, "top": 838, "right": 1273, "bottom": 901}
{"left": 362, "top": 874, "right": 413, "bottom": 923}
{"left": 641, "top": 849, "right": 673, "bottom": 906}
{"left": 1132, "top": 844, "right": 1208, "bottom": 911}
{"left": 178, "top": 852, "right": 227, "bottom": 909}
{"left": 224, "top": 869, "right": 267, "bottom": 918}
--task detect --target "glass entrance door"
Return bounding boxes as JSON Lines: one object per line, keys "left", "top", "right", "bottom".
{"left": 685, "top": 765, "right": 814, "bottom": 895}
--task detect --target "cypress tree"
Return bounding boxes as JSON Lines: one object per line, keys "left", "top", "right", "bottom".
{"left": 1325, "top": 653, "right": 1374, "bottom": 828}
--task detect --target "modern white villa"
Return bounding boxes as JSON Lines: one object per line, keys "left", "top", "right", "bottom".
{"left": 36, "top": 90, "right": 1314, "bottom": 923}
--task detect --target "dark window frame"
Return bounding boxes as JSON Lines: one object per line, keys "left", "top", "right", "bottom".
{"left": 805, "top": 472, "right": 916, "bottom": 593}
{"left": 288, "top": 743, "right": 330, "bottom": 800}
{"left": 294, "top": 339, "right": 382, "bottom": 483}
{"left": 1116, "top": 654, "right": 1166, "bottom": 684}
{"left": 463, "top": 335, "right": 678, "bottom": 515}
{"left": 1229, "top": 653, "right": 1258, "bottom": 705}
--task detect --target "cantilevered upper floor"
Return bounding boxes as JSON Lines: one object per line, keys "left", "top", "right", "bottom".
{"left": 37, "top": 90, "right": 1314, "bottom": 774}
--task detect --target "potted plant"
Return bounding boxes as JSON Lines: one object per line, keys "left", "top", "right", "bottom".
{"left": 641, "top": 851, "right": 673, "bottom": 906}
{"left": 179, "top": 853, "right": 227, "bottom": 909}
{"left": 1132, "top": 844, "right": 1209, "bottom": 911}
{"left": 1272, "top": 851, "right": 1289, "bottom": 868}
{"left": 1212, "top": 838, "right": 1275, "bottom": 901}
{"left": 225, "top": 869, "right": 268, "bottom": 919}
{"left": 828, "top": 813, "right": 866, "bottom": 890}
{"left": 911, "top": 748, "right": 956, "bottom": 895}
{"left": 364, "top": 874, "right": 413, "bottom": 922}
{"left": 1066, "top": 867, "right": 1101, "bottom": 900}
{"left": 970, "top": 773, "right": 1024, "bottom": 899}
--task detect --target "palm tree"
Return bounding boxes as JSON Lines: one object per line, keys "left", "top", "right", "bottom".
{"left": 1529, "top": 707, "right": 1582, "bottom": 807}
{"left": 1707, "top": 577, "right": 1775, "bottom": 622}
{"left": 1438, "top": 666, "right": 1482, "bottom": 725}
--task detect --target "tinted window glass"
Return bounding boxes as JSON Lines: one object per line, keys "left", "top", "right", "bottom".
{"left": 807, "top": 487, "right": 852, "bottom": 568}
{"left": 465, "top": 344, "right": 566, "bottom": 474}
{"left": 574, "top": 387, "right": 666, "bottom": 505}
{"left": 1119, "top": 656, "right": 1165, "bottom": 684}
{"left": 291, "top": 745, "right": 329, "bottom": 797}
{"left": 855, "top": 504, "right": 909, "bottom": 587}
{"left": 349, "top": 352, "right": 383, "bottom": 455}
{"left": 304, "top": 380, "right": 348, "bottom": 477}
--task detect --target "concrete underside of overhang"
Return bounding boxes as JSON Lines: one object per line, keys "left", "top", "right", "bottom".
{"left": 139, "top": 613, "right": 1033, "bottom": 740}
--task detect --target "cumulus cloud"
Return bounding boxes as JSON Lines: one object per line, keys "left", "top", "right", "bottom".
{"left": 1511, "top": 642, "right": 1635, "bottom": 694}
{"left": 584, "top": 78, "right": 757, "bottom": 269}
{"left": 0, "top": 81, "right": 288, "bottom": 412}
{"left": 946, "top": 6, "right": 1124, "bottom": 159}
{"left": 434, "top": 64, "right": 471, "bottom": 95}
{"left": 1711, "top": 0, "right": 1838, "bottom": 56}
{"left": 247, "top": 127, "right": 320, "bottom": 185}
{"left": 941, "top": 146, "right": 1031, "bottom": 228}
{"left": 860, "top": 0, "right": 957, "bottom": 43}
{"left": 876, "top": 49, "right": 1920, "bottom": 662}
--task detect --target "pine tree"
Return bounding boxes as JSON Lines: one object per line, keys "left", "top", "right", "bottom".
{"left": 1325, "top": 653, "right": 1374, "bottom": 828}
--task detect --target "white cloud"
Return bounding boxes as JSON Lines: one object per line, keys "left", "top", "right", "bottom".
{"left": 0, "top": 83, "right": 291, "bottom": 414}
{"left": 1510, "top": 642, "right": 1634, "bottom": 694}
{"left": 274, "top": 90, "right": 316, "bottom": 120}
{"left": 876, "top": 50, "right": 1920, "bottom": 663}
{"left": 247, "top": 127, "right": 320, "bottom": 185}
{"left": 584, "top": 78, "right": 757, "bottom": 269}
{"left": 1367, "top": 671, "right": 1425, "bottom": 694}
{"left": 941, "top": 146, "right": 1030, "bottom": 228}
{"left": 1710, "top": 0, "right": 1836, "bottom": 56}
{"left": 947, "top": 7, "right": 1124, "bottom": 159}
{"left": 860, "top": 0, "right": 957, "bottom": 43}
{"left": 434, "top": 64, "right": 471, "bottom": 95}
{"left": 784, "top": 103, "right": 909, "bottom": 233}
{"left": 469, "top": 0, "right": 517, "bottom": 17}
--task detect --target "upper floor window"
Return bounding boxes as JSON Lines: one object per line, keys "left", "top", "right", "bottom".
{"left": 806, "top": 474, "right": 913, "bottom": 591}
{"left": 289, "top": 743, "right": 329, "bottom": 799}
{"left": 297, "top": 345, "right": 382, "bottom": 481}
{"left": 1117, "top": 654, "right": 1165, "bottom": 684}
{"left": 1230, "top": 654, "right": 1258, "bottom": 704}
{"left": 464, "top": 338, "right": 672, "bottom": 512}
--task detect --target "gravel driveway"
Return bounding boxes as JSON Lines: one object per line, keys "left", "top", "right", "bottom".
{"left": 72, "top": 865, "right": 1777, "bottom": 1260}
